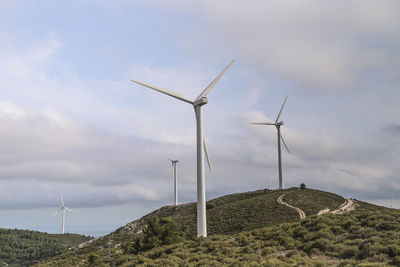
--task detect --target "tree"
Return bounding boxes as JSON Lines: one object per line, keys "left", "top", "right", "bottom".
{"left": 87, "top": 253, "right": 100, "bottom": 266}
{"left": 300, "top": 183, "right": 306, "bottom": 189}
{"left": 125, "top": 216, "right": 182, "bottom": 254}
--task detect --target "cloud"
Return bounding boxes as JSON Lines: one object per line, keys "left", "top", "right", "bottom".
{"left": 384, "top": 123, "right": 400, "bottom": 135}
{"left": 147, "top": 0, "right": 400, "bottom": 91}
{"left": 0, "top": 0, "right": 399, "bottom": 221}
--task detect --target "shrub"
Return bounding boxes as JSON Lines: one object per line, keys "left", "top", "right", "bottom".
{"left": 300, "top": 183, "right": 306, "bottom": 189}
{"left": 124, "top": 216, "right": 182, "bottom": 254}
{"left": 87, "top": 253, "right": 101, "bottom": 266}
{"left": 387, "top": 244, "right": 400, "bottom": 258}
{"left": 339, "top": 246, "right": 359, "bottom": 259}
{"left": 390, "top": 256, "right": 400, "bottom": 266}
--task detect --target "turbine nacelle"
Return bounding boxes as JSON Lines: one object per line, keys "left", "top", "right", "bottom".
{"left": 276, "top": 121, "right": 284, "bottom": 126}
{"left": 194, "top": 97, "right": 208, "bottom": 106}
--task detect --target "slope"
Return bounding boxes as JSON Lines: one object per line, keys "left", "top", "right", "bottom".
{"left": 35, "top": 187, "right": 348, "bottom": 266}
{"left": 0, "top": 229, "right": 92, "bottom": 267}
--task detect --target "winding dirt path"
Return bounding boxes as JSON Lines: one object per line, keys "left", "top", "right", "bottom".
{"left": 277, "top": 194, "right": 306, "bottom": 219}
{"left": 277, "top": 193, "right": 358, "bottom": 220}
{"left": 332, "top": 198, "right": 358, "bottom": 214}
{"left": 317, "top": 208, "right": 330, "bottom": 215}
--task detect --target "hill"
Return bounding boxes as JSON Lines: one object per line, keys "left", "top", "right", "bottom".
{"left": 0, "top": 229, "right": 92, "bottom": 267}
{"left": 33, "top": 187, "right": 375, "bottom": 266}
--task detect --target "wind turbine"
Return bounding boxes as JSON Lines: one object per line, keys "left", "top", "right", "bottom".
{"left": 250, "top": 96, "right": 290, "bottom": 190}
{"left": 167, "top": 156, "right": 179, "bottom": 206}
{"left": 54, "top": 194, "right": 73, "bottom": 234}
{"left": 131, "top": 60, "right": 234, "bottom": 237}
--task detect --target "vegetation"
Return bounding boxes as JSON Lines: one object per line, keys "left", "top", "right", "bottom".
{"left": 0, "top": 228, "right": 91, "bottom": 266}
{"left": 35, "top": 188, "right": 351, "bottom": 266}
{"left": 300, "top": 183, "right": 306, "bottom": 189}
{"left": 283, "top": 188, "right": 345, "bottom": 217}
{"left": 36, "top": 199, "right": 400, "bottom": 266}
{"left": 122, "top": 216, "right": 182, "bottom": 254}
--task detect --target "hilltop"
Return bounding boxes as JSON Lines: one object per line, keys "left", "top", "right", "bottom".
{"left": 0, "top": 228, "right": 92, "bottom": 267}
{"left": 34, "top": 187, "right": 395, "bottom": 266}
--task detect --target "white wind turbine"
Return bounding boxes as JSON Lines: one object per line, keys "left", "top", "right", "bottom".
{"left": 167, "top": 156, "right": 179, "bottom": 206}
{"left": 250, "top": 96, "right": 290, "bottom": 190}
{"left": 54, "top": 194, "right": 73, "bottom": 234}
{"left": 131, "top": 60, "right": 234, "bottom": 237}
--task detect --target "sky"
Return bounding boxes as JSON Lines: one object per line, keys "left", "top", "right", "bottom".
{"left": 0, "top": 0, "right": 399, "bottom": 236}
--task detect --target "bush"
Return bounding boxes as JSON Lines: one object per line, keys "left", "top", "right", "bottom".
{"left": 390, "top": 256, "right": 400, "bottom": 266}
{"left": 300, "top": 183, "right": 306, "bottom": 189}
{"left": 387, "top": 244, "right": 400, "bottom": 258}
{"left": 339, "top": 246, "right": 359, "bottom": 259}
{"left": 124, "top": 216, "right": 182, "bottom": 254}
{"left": 87, "top": 253, "right": 101, "bottom": 266}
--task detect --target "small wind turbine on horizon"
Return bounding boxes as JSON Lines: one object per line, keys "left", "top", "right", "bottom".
{"left": 250, "top": 96, "right": 290, "bottom": 190}
{"left": 54, "top": 194, "right": 73, "bottom": 234}
{"left": 167, "top": 155, "right": 179, "bottom": 206}
{"left": 131, "top": 60, "right": 234, "bottom": 237}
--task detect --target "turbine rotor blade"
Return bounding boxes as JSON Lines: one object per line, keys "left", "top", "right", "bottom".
{"left": 280, "top": 135, "right": 290, "bottom": 154}
{"left": 166, "top": 156, "right": 173, "bottom": 162}
{"left": 53, "top": 208, "right": 62, "bottom": 216}
{"left": 249, "top": 122, "right": 276, "bottom": 126}
{"left": 61, "top": 194, "right": 64, "bottom": 207}
{"left": 131, "top": 79, "right": 194, "bottom": 104}
{"left": 65, "top": 207, "right": 73, "bottom": 212}
{"left": 203, "top": 137, "right": 212, "bottom": 172}
{"left": 195, "top": 59, "right": 235, "bottom": 101}
{"left": 275, "top": 96, "right": 288, "bottom": 123}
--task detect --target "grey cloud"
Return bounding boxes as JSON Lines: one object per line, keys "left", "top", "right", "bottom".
{"left": 384, "top": 123, "right": 400, "bottom": 135}
{"left": 149, "top": 0, "right": 400, "bottom": 91}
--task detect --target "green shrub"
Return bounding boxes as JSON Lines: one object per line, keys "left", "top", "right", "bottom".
{"left": 87, "top": 253, "right": 100, "bottom": 266}
{"left": 390, "top": 256, "right": 400, "bottom": 266}
{"left": 387, "top": 244, "right": 400, "bottom": 258}
{"left": 123, "top": 216, "right": 182, "bottom": 255}
{"left": 339, "top": 246, "right": 359, "bottom": 259}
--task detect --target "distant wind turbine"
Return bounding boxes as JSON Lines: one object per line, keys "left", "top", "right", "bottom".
{"left": 131, "top": 60, "right": 234, "bottom": 237}
{"left": 250, "top": 96, "right": 290, "bottom": 190}
{"left": 54, "top": 194, "right": 73, "bottom": 234}
{"left": 167, "top": 156, "right": 179, "bottom": 206}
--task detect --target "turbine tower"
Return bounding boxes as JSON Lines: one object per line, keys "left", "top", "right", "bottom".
{"left": 167, "top": 156, "right": 179, "bottom": 206}
{"left": 250, "top": 96, "right": 290, "bottom": 190}
{"left": 131, "top": 60, "right": 234, "bottom": 237}
{"left": 54, "top": 194, "right": 73, "bottom": 234}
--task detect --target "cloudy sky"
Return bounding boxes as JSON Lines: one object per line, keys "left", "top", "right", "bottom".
{"left": 1, "top": 0, "right": 399, "bottom": 236}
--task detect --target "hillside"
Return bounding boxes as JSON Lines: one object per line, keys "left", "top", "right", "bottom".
{"left": 50, "top": 202, "right": 398, "bottom": 266}
{"left": 33, "top": 187, "right": 368, "bottom": 266}
{"left": 0, "top": 229, "right": 92, "bottom": 267}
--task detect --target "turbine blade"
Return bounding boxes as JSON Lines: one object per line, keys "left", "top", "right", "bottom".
{"left": 203, "top": 137, "right": 212, "bottom": 172}
{"left": 131, "top": 79, "right": 194, "bottom": 104}
{"left": 61, "top": 194, "right": 64, "bottom": 207}
{"left": 280, "top": 135, "right": 290, "bottom": 154}
{"left": 249, "top": 122, "right": 276, "bottom": 126}
{"left": 166, "top": 156, "right": 173, "bottom": 162}
{"left": 65, "top": 207, "right": 73, "bottom": 212}
{"left": 53, "top": 208, "right": 61, "bottom": 216}
{"left": 195, "top": 59, "right": 235, "bottom": 101}
{"left": 275, "top": 96, "right": 288, "bottom": 123}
